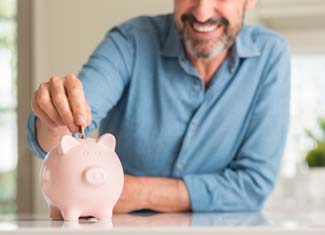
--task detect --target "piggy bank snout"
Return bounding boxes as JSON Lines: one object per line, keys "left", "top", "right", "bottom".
{"left": 84, "top": 167, "right": 107, "bottom": 185}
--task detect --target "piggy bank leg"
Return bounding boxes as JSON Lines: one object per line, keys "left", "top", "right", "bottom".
{"left": 49, "top": 205, "right": 63, "bottom": 220}
{"left": 61, "top": 208, "right": 81, "bottom": 221}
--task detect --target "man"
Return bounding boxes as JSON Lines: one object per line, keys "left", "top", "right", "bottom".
{"left": 27, "top": 0, "right": 290, "bottom": 213}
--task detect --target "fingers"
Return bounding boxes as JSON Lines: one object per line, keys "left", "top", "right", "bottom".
{"left": 48, "top": 76, "right": 74, "bottom": 126}
{"left": 37, "top": 82, "right": 65, "bottom": 126}
{"left": 31, "top": 74, "right": 92, "bottom": 133}
{"left": 64, "top": 75, "right": 88, "bottom": 127}
{"left": 31, "top": 90, "right": 57, "bottom": 128}
{"left": 85, "top": 101, "right": 92, "bottom": 126}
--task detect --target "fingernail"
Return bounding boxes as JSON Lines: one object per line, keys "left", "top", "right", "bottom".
{"left": 68, "top": 123, "right": 79, "bottom": 133}
{"left": 75, "top": 115, "right": 85, "bottom": 125}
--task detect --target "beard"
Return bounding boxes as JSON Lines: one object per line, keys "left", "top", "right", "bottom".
{"left": 180, "top": 13, "right": 244, "bottom": 59}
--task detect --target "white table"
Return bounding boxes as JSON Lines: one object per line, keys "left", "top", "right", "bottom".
{"left": 0, "top": 209, "right": 324, "bottom": 234}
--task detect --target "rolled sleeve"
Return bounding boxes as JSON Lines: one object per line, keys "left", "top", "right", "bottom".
{"left": 27, "top": 113, "right": 47, "bottom": 159}
{"left": 182, "top": 42, "right": 291, "bottom": 212}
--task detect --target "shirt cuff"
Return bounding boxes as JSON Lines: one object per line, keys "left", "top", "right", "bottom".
{"left": 182, "top": 174, "right": 217, "bottom": 212}
{"left": 27, "top": 113, "right": 47, "bottom": 159}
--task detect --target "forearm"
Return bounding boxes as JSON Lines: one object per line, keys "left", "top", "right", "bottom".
{"left": 142, "top": 177, "right": 191, "bottom": 212}
{"left": 36, "top": 117, "right": 71, "bottom": 152}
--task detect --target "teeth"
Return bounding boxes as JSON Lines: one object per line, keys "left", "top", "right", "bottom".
{"left": 192, "top": 24, "right": 217, "bottom": 33}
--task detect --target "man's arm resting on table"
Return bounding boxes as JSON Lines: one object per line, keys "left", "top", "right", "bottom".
{"left": 114, "top": 175, "right": 191, "bottom": 213}
{"left": 144, "top": 176, "right": 191, "bottom": 212}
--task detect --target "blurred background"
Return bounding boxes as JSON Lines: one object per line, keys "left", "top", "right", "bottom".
{"left": 0, "top": 0, "right": 324, "bottom": 215}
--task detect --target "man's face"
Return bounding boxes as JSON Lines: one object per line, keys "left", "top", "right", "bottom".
{"left": 174, "top": 0, "right": 255, "bottom": 59}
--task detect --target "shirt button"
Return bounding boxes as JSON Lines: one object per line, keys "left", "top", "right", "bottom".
{"left": 177, "top": 162, "right": 184, "bottom": 170}
{"left": 193, "top": 84, "right": 200, "bottom": 91}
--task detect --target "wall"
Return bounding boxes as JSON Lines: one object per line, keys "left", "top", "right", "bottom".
{"left": 33, "top": 0, "right": 173, "bottom": 83}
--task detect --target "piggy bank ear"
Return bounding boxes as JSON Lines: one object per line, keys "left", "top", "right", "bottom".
{"left": 59, "top": 135, "right": 80, "bottom": 155}
{"left": 97, "top": 133, "right": 116, "bottom": 150}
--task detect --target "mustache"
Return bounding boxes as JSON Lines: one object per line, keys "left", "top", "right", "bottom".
{"left": 181, "top": 13, "right": 229, "bottom": 27}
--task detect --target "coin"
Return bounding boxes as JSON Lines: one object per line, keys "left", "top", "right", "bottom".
{"left": 79, "top": 126, "right": 85, "bottom": 139}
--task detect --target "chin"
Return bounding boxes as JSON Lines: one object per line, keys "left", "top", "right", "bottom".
{"left": 187, "top": 42, "right": 227, "bottom": 59}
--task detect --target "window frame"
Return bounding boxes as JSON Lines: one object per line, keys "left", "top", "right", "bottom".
{"left": 16, "top": 0, "right": 34, "bottom": 214}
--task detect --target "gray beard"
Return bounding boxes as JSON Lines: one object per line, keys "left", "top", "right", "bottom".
{"left": 182, "top": 30, "right": 234, "bottom": 59}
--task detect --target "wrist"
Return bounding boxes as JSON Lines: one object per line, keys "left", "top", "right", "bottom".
{"left": 35, "top": 117, "right": 70, "bottom": 152}
{"left": 137, "top": 176, "right": 152, "bottom": 209}
{"left": 176, "top": 179, "right": 191, "bottom": 211}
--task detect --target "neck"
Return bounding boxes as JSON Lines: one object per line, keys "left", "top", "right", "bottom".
{"left": 187, "top": 50, "right": 228, "bottom": 88}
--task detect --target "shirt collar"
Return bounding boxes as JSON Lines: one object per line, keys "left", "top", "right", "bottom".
{"left": 234, "top": 26, "right": 261, "bottom": 58}
{"left": 160, "top": 17, "right": 185, "bottom": 58}
{"left": 161, "top": 18, "right": 261, "bottom": 60}
{"left": 227, "top": 28, "right": 261, "bottom": 72}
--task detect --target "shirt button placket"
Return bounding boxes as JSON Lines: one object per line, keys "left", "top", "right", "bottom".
{"left": 190, "top": 121, "right": 196, "bottom": 130}
{"left": 174, "top": 79, "right": 201, "bottom": 176}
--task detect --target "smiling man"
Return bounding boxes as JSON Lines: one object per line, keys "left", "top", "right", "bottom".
{"left": 27, "top": 0, "right": 290, "bottom": 213}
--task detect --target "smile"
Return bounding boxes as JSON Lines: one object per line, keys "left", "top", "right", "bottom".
{"left": 192, "top": 23, "right": 218, "bottom": 33}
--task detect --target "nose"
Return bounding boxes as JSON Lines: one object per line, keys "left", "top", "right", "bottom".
{"left": 192, "top": 0, "right": 215, "bottom": 23}
{"left": 84, "top": 167, "right": 106, "bottom": 185}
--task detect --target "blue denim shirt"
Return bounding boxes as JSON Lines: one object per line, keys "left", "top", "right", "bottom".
{"left": 27, "top": 14, "right": 290, "bottom": 212}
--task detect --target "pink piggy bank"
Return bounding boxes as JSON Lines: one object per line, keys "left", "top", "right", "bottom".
{"left": 39, "top": 133, "right": 124, "bottom": 221}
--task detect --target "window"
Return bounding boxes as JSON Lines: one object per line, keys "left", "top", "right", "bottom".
{"left": 266, "top": 53, "right": 325, "bottom": 209}
{"left": 282, "top": 54, "right": 325, "bottom": 177}
{"left": 0, "top": 0, "right": 17, "bottom": 214}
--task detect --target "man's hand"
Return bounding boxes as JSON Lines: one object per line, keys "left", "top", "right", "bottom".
{"left": 113, "top": 175, "right": 191, "bottom": 213}
{"left": 31, "top": 75, "right": 92, "bottom": 152}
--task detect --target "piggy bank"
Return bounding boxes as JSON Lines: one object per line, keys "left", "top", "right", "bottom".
{"left": 39, "top": 133, "right": 124, "bottom": 221}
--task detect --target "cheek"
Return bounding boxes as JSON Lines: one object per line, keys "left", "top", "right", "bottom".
{"left": 173, "top": 15, "right": 182, "bottom": 32}
{"left": 173, "top": 2, "right": 190, "bottom": 30}
{"left": 221, "top": 2, "right": 244, "bottom": 21}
